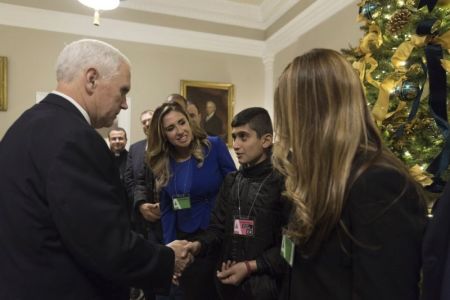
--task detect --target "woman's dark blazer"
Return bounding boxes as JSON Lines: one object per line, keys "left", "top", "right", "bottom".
{"left": 281, "top": 165, "right": 426, "bottom": 300}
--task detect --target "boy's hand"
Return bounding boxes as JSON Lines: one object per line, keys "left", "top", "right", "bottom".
{"left": 185, "top": 241, "right": 201, "bottom": 256}
{"left": 216, "top": 260, "right": 248, "bottom": 286}
{"left": 167, "top": 240, "right": 194, "bottom": 275}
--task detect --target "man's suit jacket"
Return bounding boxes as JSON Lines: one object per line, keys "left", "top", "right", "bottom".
{"left": 0, "top": 94, "right": 174, "bottom": 300}
{"left": 113, "top": 149, "right": 128, "bottom": 183}
{"left": 124, "top": 139, "right": 146, "bottom": 201}
{"left": 422, "top": 183, "right": 450, "bottom": 300}
{"left": 204, "top": 113, "right": 223, "bottom": 136}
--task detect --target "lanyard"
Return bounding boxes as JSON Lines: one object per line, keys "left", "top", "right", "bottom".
{"left": 172, "top": 158, "right": 192, "bottom": 196}
{"left": 237, "top": 172, "right": 272, "bottom": 219}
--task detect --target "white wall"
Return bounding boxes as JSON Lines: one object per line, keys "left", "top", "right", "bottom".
{"left": 0, "top": 25, "right": 265, "bottom": 143}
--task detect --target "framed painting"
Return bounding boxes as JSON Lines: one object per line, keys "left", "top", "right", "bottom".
{"left": 0, "top": 57, "right": 7, "bottom": 111}
{"left": 180, "top": 80, "right": 234, "bottom": 147}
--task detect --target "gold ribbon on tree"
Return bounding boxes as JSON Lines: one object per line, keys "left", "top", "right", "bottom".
{"left": 441, "top": 57, "right": 450, "bottom": 71}
{"left": 352, "top": 24, "right": 383, "bottom": 88}
{"left": 351, "top": 22, "right": 406, "bottom": 124}
{"left": 409, "top": 164, "right": 433, "bottom": 186}
{"left": 371, "top": 76, "right": 405, "bottom": 124}
{"left": 391, "top": 28, "right": 450, "bottom": 72}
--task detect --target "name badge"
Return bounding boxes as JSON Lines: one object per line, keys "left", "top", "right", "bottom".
{"left": 172, "top": 194, "right": 191, "bottom": 210}
{"left": 281, "top": 234, "right": 295, "bottom": 267}
{"left": 233, "top": 217, "right": 255, "bottom": 237}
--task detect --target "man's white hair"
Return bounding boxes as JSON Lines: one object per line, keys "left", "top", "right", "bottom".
{"left": 55, "top": 39, "right": 130, "bottom": 83}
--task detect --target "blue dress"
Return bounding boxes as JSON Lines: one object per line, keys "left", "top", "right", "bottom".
{"left": 160, "top": 136, "right": 236, "bottom": 244}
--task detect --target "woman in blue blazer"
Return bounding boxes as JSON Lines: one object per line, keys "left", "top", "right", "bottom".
{"left": 145, "top": 102, "right": 236, "bottom": 300}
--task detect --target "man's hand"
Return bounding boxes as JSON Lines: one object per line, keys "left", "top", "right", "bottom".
{"left": 216, "top": 260, "right": 255, "bottom": 286}
{"left": 139, "top": 203, "right": 160, "bottom": 222}
{"left": 167, "top": 240, "right": 194, "bottom": 277}
{"left": 185, "top": 241, "right": 201, "bottom": 256}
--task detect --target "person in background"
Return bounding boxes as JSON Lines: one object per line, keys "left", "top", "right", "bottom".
{"left": 272, "top": 48, "right": 426, "bottom": 300}
{"left": 146, "top": 102, "right": 236, "bottom": 300}
{"left": 204, "top": 100, "right": 223, "bottom": 136}
{"left": 167, "top": 93, "right": 187, "bottom": 110}
{"left": 124, "top": 110, "right": 153, "bottom": 202}
{"left": 187, "top": 101, "right": 202, "bottom": 126}
{"left": 188, "top": 107, "right": 289, "bottom": 300}
{"left": 124, "top": 109, "right": 154, "bottom": 300}
{"left": 0, "top": 39, "right": 191, "bottom": 300}
{"left": 108, "top": 127, "right": 128, "bottom": 183}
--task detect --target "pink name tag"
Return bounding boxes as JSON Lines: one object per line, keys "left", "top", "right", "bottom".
{"left": 233, "top": 218, "right": 255, "bottom": 237}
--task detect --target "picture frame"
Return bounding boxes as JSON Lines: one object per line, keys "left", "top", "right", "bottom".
{"left": 180, "top": 80, "right": 234, "bottom": 147}
{"left": 0, "top": 56, "right": 7, "bottom": 111}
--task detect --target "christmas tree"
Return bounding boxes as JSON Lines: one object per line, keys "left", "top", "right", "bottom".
{"left": 343, "top": 0, "right": 450, "bottom": 193}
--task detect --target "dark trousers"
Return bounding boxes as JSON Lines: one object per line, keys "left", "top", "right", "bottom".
{"left": 179, "top": 256, "right": 219, "bottom": 300}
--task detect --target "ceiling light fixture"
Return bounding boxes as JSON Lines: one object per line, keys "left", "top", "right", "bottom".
{"left": 78, "top": 0, "right": 120, "bottom": 26}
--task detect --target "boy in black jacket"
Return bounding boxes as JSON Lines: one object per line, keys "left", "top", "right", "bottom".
{"left": 187, "top": 107, "right": 289, "bottom": 300}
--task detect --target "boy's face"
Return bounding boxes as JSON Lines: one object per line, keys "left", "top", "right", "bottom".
{"left": 232, "top": 124, "right": 272, "bottom": 167}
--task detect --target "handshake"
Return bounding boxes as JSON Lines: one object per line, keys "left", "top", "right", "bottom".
{"left": 167, "top": 240, "right": 255, "bottom": 286}
{"left": 166, "top": 240, "right": 201, "bottom": 284}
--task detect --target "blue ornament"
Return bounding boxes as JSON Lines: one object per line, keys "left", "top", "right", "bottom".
{"left": 397, "top": 81, "right": 420, "bottom": 101}
{"left": 359, "top": 2, "right": 380, "bottom": 20}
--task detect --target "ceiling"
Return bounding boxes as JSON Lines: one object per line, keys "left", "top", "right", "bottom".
{"left": 0, "top": 0, "right": 356, "bottom": 58}
{"left": 118, "top": 0, "right": 303, "bottom": 30}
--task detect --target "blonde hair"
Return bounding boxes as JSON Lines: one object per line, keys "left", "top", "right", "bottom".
{"left": 273, "top": 49, "right": 415, "bottom": 254}
{"left": 146, "top": 102, "right": 210, "bottom": 191}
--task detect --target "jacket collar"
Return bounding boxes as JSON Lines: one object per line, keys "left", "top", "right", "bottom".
{"left": 239, "top": 158, "right": 273, "bottom": 178}
{"left": 40, "top": 93, "right": 89, "bottom": 125}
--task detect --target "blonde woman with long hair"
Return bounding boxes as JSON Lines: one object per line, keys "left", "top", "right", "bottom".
{"left": 273, "top": 49, "right": 426, "bottom": 300}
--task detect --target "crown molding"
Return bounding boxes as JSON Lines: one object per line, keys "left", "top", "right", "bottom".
{"left": 0, "top": 3, "right": 265, "bottom": 57}
{"left": 265, "top": 0, "right": 356, "bottom": 56}
{"left": 120, "top": 0, "right": 263, "bottom": 29}
{"left": 260, "top": 0, "right": 300, "bottom": 28}
{"left": 120, "top": 0, "right": 301, "bottom": 30}
{"left": 0, "top": 1, "right": 355, "bottom": 59}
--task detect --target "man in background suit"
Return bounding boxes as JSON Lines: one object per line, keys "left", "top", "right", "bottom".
{"left": 124, "top": 110, "right": 153, "bottom": 202}
{"left": 187, "top": 101, "right": 202, "bottom": 126}
{"left": 0, "top": 39, "right": 191, "bottom": 300}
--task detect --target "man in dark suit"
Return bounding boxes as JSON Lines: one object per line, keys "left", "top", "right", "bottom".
{"left": 124, "top": 110, "right": 153, "bottom": 202}
{"left": 0, "top": 39, "right": 191, "bottom": 300}
{"left": 204, "top": 100, "right": 223, "bottom": 136}
{"left": 187, "top": 101, "right": 202, "bottom": 126}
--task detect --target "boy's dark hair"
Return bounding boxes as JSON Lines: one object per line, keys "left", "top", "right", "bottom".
{"left": 231, "top": 107, "right": 273, "bottom": 138}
